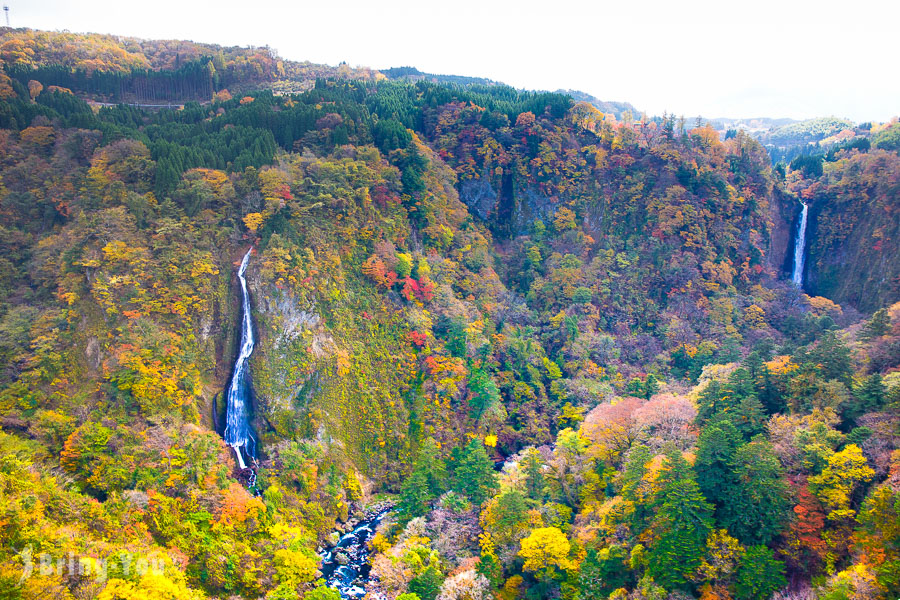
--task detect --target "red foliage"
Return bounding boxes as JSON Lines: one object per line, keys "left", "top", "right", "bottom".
{"left": 402, "top": 277, "right": 419, "bottom": 301}
{"left": 407, "top": 331, "right": 427, "bottom": 347}
{"left": 782, "top": 478, "right": 828, "bottom": 574}
{"left": 274, "top": 183, "right": 293, "bottom": 201}
{"left": 362, "top": 255, "right": 398, "bottom": 289}
{"left": 400, "top": 277, "right": 435, "bottom": 303}
{"left": 416, "top": 278, "right": 435, "bottom": 302}
{"left": 371, "top": 184, "right": 397, "bottom": 209}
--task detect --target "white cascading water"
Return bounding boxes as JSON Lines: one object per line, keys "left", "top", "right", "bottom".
{"left": 791, "top": 202, "right": 808, "bottom": 287}
{"left": 224, "top": 248, "right": 256, "bottom": 470}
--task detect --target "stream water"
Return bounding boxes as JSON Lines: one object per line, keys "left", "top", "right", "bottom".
{"left": 318, "top": 507, "right": 392, "bottom": 599}
{"left": 791, "top": 202, "right": 809, "bottom": 287}
{"left": 224, "top": 248, "right": 257, "bottom": 475}
{"left": 224, "top": 250, "right": 388, "bottom": 594}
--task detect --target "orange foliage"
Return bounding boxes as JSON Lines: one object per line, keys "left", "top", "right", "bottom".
{"left": 217, "top": 482, "right": 266, "bottom": 526}
{"left": 362, "top": 255, "right": 398, "bottom": 289}
{"left": 516, "top": 112, "right": 536, "bottom": 128}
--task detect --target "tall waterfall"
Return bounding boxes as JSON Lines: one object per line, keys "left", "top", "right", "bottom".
{"left": 791, "top": 202, "right": 808, "bottom": 287}
{"left": 225, "top": 248, "right": 256, "bottom": 470}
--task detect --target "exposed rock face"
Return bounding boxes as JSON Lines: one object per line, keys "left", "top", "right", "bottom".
{"left": 249, "top": 282, "right": 326, "bottom": 419}
{"left": 458, "top": 174, "right": 562, "bottom": 237}
{"left": 767, "top": 187, "right": 802, "bottom": 277}
{"left": 512, "top": 185, "right": 559, "bottom": 235}
{"left": 459, "top": 176, "right": 498, "bottom": 221}
{"left": 805, "top": 198, "right": 900, "bottom": 313}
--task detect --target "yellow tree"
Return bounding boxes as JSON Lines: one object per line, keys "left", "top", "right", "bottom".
{"left": 808, "top": 444, "right": 874, "bottom": 520}
{"left": 518, "top": 527, "right": 573, "bottom": 579}
{"left": 27, "top": 79, "right": 43, "bottom": 100}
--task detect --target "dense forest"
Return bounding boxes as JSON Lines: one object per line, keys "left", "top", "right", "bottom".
{"left": 0, "top": 28, "right": 898, "bottom": 600}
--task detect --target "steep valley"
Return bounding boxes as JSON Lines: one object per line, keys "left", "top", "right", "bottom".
{"left": 0, "top": 27, "right": 899, "bottom": 600}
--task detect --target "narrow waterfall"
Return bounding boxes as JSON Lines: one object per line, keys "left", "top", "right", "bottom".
{"left": 791, "top": 202, "right": 808, "bottom": 287}
{"left": 225, "top": 248, "right": 256, "bottom": 471}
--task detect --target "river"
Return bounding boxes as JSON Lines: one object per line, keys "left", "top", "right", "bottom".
{"left": 318, "top": 507, "right": 392, "bottom": 599}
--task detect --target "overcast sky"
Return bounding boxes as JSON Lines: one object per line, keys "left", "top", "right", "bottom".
{"left": 7, "top": 0, "right": 898, "bottom": 122}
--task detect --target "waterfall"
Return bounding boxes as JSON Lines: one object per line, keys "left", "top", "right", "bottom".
{"left": 791, "top": 202, "right": 808, "bottom": 287}
{"left": 224, "top": 248, "right": 256, "bottom": 471}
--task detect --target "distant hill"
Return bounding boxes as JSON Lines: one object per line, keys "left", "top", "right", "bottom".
{"left": 0, "top": 27, "right": 380, "bottom": 102}
{"left": 762, "top": 116, "right": 856, "bottom": 145}
{"left": 697, "top": 116, "right": 870, "bottom": 164}
{"left": 556, "top": 89, "right": 637, "bottom": 121}
{"left": 380, "top": 65, "right": 501, "bottom": 87}
{"left": 380, "top": 69, "right": 637, "bottom": 121}
{"left": 705, "top": 116, "right": 800, "bottom": 134}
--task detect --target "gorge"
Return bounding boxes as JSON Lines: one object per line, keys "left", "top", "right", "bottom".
{"left": 1, "top": 25, "right": 898, "bottom": 600}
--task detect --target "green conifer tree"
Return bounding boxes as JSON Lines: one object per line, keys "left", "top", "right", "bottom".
{"left": 452, "top": 437, "right": 498, "bottom": 506}
{"left": 398, "top": 438, "right": 447, "bottom": 520}
{"left": 734, "top": 546, "right": 787, "bottom": 600}
{"left": 646, "top": 453, "right": 714, "bottom": 590}
{"left": 695, "top": 421, "right": 742, "bottom": 506}
{"left": 408, "top": 565, "right": 443, "bottom": 600}
{"left": 718, "top": 440, "right": 790, "bottom": 545}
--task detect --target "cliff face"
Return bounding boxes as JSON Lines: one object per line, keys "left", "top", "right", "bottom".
{"left": 459, "top": 175, "right": 560, "bottom": 237}
{"left": 767, "top": 187, "right": 801, "bottom": 277}
{"left": 246, "top": 278, "right": 325, "bottom": 444}
{"left": 801, "top": 150, "right": 900, "bottom": 313}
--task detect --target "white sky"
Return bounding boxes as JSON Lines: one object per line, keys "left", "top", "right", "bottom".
{"left": 7, "top": 0, "right": 899, "bottom": 122}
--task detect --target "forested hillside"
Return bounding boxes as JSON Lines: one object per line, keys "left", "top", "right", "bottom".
{"left": 0, "top": 28, "right": 898, "bottom": 600}
{"left": 0, "top": 28, "right": 379, "bottom": 103}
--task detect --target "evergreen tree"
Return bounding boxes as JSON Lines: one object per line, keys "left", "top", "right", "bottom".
{"left": 654, "top": 447, "right": 694, "bottom": 504}
{"left": 643, "top": 374, "right": 660, "bottom": 399}
{"left": 718, "top": 440, "right": 790, "bottom": 545}
{"left": 398, "top": 469, "right": 432, "bottom": 520}
{"left": 622, "top": 444, "right": 655, "bottom": 532}
{"left": 851, "top": 373, "right": 887, "bottom": 419}
{"left": 468, "top": 367, "right": 500, "bottom": 419}
{"left": 734, "top": 546, "right": 787, "bottom": 600}
{"left": 861, "top": 308, "right": 891, "bottom": 340}
{"left": 695, "top": 421, "right": 742, "bottom": 507}
{"left": 303, "top": 587, "right": 342, "bottom": 600}
{"left": 493, "top": 489, "right": 529, "bottom": 537}
{"left": 578, "top": 546, "right": 631, "bottom": 599}
{"left": 452, "top": 437, "right": 498, "bottom": 506}
{"left": 523, "top": 448, "right": 548, "bottom": 502}
{"left": 400, "top": 143, "right": 428, "bottom": 196}
{"left": 756, "top": 364, "right": 787, "bottom": 415}
{"left": 646, "top": 453, "right": 714, "bottom": 591}
{"left": 476, "top": 551, "right": 503, "bottom": 588}
{"left": 408, "top": 565, "right": 443, "bottom": 600}
{"left": 622, "top": 445, "right": 654, "bottom": 500}
{"left": 445, "top": 318, "right": 467, "bottom": 358}
{"left": 398, "top": 438, "right": 447, "bottom": 520}
{"left": 801, "top": 332, "right": 853, "bottom": 385}
{"left": 698, "top": 369, "right": 766, "bottom": 438}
